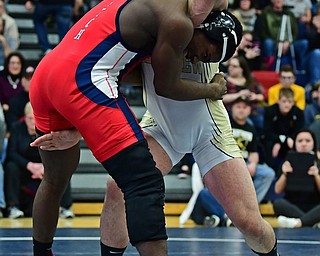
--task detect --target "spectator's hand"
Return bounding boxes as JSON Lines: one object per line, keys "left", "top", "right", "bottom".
{"left": 27, "top": 162, "right": 44, "bottom": 179}
{"left": 286, "top": 137, "right": 294, "bottom": 149}
{"left": 210, "top": 72, "right": 227, "bottom": 100}
{"left": 2, "top": 104, "right": 9, "bottom": 111}
{"left": 249, "top": 92, "right": 258, "bottom": 101}
{"left": 308, "top": 164, "right": 319, "bottom": 177}
{"left": 30, "top": 129, "right": 81, "bottom": 150}
{"left": 282, "top": 41, "right": 290, "bottom": 55}
{"left": 237, "top": 89, "right": 251, "bottom": 97}
{"left": 272, "top": 143, "right": 281, "bottom": 158}
{"left": 0, "top": 35, "right": 6, "bottom": 44}
{"left": 247, "top": 162, "right": 257, "bottom": 177}
{"left": 312, "top": 16, "right": 320, "bottom": 31}
{"left": 282, "top": 160, "right": 293, "bottom": 175}
{"left": 244, "top": 47, "right": 261, "bottom": 59}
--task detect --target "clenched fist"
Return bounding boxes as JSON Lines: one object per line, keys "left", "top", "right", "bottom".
{"left": 210, "top": 72, "right": 227, "bottom": 100}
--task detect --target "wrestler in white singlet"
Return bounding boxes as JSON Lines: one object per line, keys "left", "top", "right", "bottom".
{"left": 140, "top": 59, "right": 242, "bottom": 176}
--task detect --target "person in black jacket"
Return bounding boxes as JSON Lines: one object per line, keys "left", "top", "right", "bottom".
{"left": 4, "top": 102, "right": 73, "bottom": 218}
{"left": 262, "top": 87, "right": 305, "bottom": 172}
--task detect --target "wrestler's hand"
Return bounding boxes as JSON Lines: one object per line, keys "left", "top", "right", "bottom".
{"left": 210, "top": 72, "right": 227, "bottom": 100}
{"left": 30, "top": 129, "right": 81, "bottom": 151}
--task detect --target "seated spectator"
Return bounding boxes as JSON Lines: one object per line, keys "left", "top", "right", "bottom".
{"left": 255, "top": 0, "right": 309, "bottom": 70}
{"left": 273, "top": 129, "right": 320, "bottom": 228}
{"left": 171, "top": 153, "right": 194, "bottom": 179}
{"left": 309, "top": 120, "right": 320, "bottom": 159}
{"left": 4, "top": 102, "right": 74, "bottom": 218}
{"left": 284, "top": 0, "right": 312, "bottom": 39}
{"left": 0, "top": 52, "right": 25, "bottom": 119}
{"left": 304, "top": 82, "right": 320, "bottom": 127}
{"left": 0, "top": 103, "right": 5, "bottom": 217}
{"left": 236, "top": 30, "right": 262, "bottom": 70}
{"left": 268, "top": 64, "right": 306, "bottom": 110}
{"left": 223, "top": 56, "right": 266, "bottom": 132}
{"left": 263, "top": 87, "right": 305, "bottom": 171}
{"left": 230, "top": 96, "right": 275, "bottom": 203}
{"left": 0, "top": 0, "right": 20, "bottom": 51}
{"left": 191, "top": 187, "right": 231, "bottom": 227}
{"left": 305, "top": 5, "right": 320, "bottom": 87}
{"left": 231, "top": 0, "right": 258, "bottom": 32}
{"left": 0, "top": 17, "right": 14, "bottom": 68}
{"left": 6, "top": 66, "right": 34, "bottom": 130}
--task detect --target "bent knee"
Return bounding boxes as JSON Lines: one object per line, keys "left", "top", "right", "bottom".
{"left": 106, "top": 177, "right": 123, "bottom": 202}
{"left": 232, "top": 209, "right": 265, "bottom": 235}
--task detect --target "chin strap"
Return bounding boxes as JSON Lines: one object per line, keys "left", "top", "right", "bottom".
{"left": 219, "top": 35, "right": 228, "bottom": 62}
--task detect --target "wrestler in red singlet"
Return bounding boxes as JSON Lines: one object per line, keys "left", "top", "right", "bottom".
{"left": 29, "top": 0, "right": 147, "bottom": 162}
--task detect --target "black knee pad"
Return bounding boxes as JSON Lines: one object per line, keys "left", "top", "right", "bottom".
{"left": 102, "top": 140, "right": 168, "bottom": 245}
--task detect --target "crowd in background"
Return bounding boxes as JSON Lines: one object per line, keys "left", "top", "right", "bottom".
{"left": 0, "top": 0, "right": 318, "bottom": 228}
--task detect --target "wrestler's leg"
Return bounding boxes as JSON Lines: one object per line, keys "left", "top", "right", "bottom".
{"left": 204, "top": 157, "right": 277, "bottom": 254}
{"left": 100, "top": 133, "right": 172, "bottom": 253}
{"left": 102, "top": 140, "right": 167, "bottom": 255}
{"left": 33, "top": 141, "right": 80, "bottom": 243}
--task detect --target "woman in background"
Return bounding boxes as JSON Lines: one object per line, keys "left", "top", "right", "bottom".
{"left": 273, "top": 129, "right": 320, "bottom": 228}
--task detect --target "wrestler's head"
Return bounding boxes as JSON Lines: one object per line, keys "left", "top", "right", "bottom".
{"left": 186, "top": 10, "right": 242, "bottom": 64}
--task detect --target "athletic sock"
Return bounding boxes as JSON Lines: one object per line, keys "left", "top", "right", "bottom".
{"left": 252, "top": 239, "right": 279, "bottom": 256}
{"left": 33, "top": 238, "right": 54, "bottom": 256}
{"left": 100, "top": 241, "right": 127, "bottom": 256}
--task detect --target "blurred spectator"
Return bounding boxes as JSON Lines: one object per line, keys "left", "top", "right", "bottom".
{"left": 0, "top": 17, "right": 14, "bottom": 68}
{"left": 6, "top": 66, "right": 34, "bottom": 130}
{"left": 223, "top": 56, "right": 266, "bottom": 132}
{"left": 231, "top": 0, "right": 258, "bottom": 32}
{"left": 4, "top": 102, "right": 74, "bottom": 218}
{"left": 230, "top": 96, "right": 275, "bottom": 203}
{"left": 0, "top": 104, "right": 5, "bottom": 218}
{"left": 236, "top": 30, "right": 262, "bottom": 70}
{"left": 273, "top": 129, "right": 320, "bottom": 228}
{"left": 25, "top": 0, "right": 73, "bottom": 55}
{"left": 0, "top": 0, "right": 20, "bottom": 51}
{"left": 263, "top": 87, "right": 305, "bottom": 171}
{"left": 0, "top": 52, "right": 25, "bottom": 121}
{"left": 72, "top": 0, "right": 90, "bottom": 23}
{"left": 5, "top": 101, "right": 41, "bottom": 218}
{"left": 268, "top": 64, "right": 306, "bottom": 110}
{"left": 304, "top": 82, "right": 320, "bottom": 127}
{"left": 309, "top": 120, "right": 320, "bottom": 158}
{"left": 171, "top": 153, "right": 194, "bottom": 179}
{"left": 255, "top": 0, "right": 309, "bottom": 70}
{"left": 191, "top": 187, "right": 231, "bottom": 227}
{"left": 284, "top": 0, "right": 312, "bottom": 39}
{"left": 305, "top": 5, "right": 320, "bottom": 87}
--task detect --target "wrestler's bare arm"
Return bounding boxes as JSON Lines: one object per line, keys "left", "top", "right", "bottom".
{"left": 152, "top": 18, "right": 226, "bottom": 101}
{"left": 190, "top": 0, "right": 228, "bottom": 26}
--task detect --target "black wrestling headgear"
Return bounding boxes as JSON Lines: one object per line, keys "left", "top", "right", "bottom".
{"left": 198, "top": 10, "right": 243, "bottom": 62}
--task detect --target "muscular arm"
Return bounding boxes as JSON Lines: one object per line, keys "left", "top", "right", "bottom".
{"left": 152, "top": 18, "right": 226, "bottom": 101}
{"left": 190, "top": 0, "right": 228, "bottom": 26}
